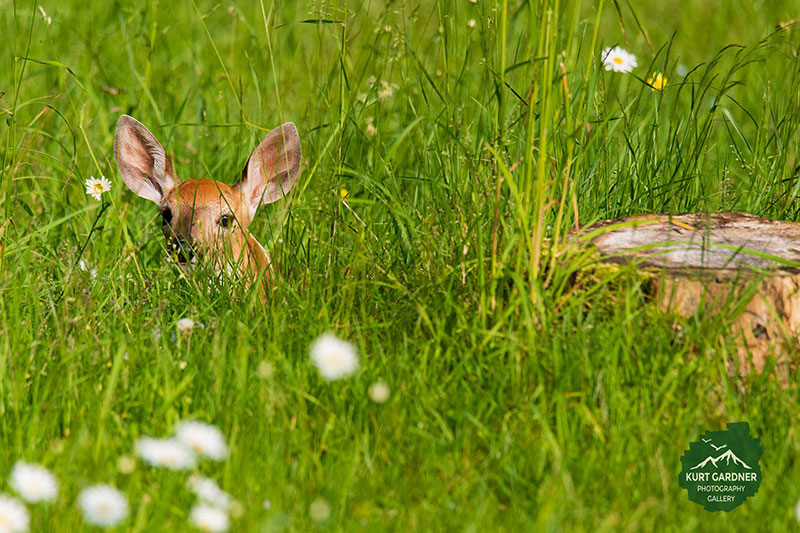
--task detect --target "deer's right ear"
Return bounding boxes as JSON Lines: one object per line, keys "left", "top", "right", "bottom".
{"left": 114, "top": 115, "right": 177, "bottom": 204}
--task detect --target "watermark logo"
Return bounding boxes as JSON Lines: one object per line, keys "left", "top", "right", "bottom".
{"left": 679, "top": 422, "right": 762, "bottom": 512}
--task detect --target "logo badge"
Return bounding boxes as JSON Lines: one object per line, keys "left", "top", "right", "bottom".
{"left": 679, "top": 422, "right": 762, "bottom": 512}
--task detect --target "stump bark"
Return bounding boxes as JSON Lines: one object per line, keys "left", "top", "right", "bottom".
{"left": 581, "top": 212, "right": 800, "bottom": 374}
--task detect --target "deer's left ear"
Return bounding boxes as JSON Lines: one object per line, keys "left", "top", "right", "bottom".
{"left": 236, "top": 123, "right": 302, "bottom": 219}
{"left": 114, "top": 115, "right": 178, "bottom": 205}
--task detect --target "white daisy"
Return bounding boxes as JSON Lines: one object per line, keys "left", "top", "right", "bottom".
{"left": 175, "top": 421, "right": 228, "bottom": 461}
{"left": 0, "top": 495, "right": 29, "bottom": 533}
{"left": 368, "top": 381, "right": 391, "bottom": 403}
{"left": 187, "top": 476, "right": 232, "bottom": 510}
{"left": 189, "top": 503, "right": 229, "bottom": 532}
{"left": 85, "top": 176, "right": 112, "bottom": 202}
{"left": 310, "top": 333, "right": 360, "bottom": 381}
{"left": 78, "top": 485, "right": 128, "bottom": 528}
{"left": 177, "top": 318, "right": 195, "bottom": 334}
{"left": 9, "top": 462, "right": 58, "bottom": 504}
{"left": 601, "top": 46, "right": 637, "bottom": 73}
{"left": 136, "top": 437, "right": 197, "bottom": 470}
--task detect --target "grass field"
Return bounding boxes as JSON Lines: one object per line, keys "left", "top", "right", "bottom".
{"left": 2, "top": 0, "right": 800, "bottom": 530}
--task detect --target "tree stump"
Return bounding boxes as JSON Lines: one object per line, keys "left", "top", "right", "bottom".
{"left": 581, "top": 212, "right": 800, "bottom": 375}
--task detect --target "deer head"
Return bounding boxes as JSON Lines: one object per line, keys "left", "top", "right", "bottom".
{"left": 114, "top": 115, "right": 301, "bottom": 287}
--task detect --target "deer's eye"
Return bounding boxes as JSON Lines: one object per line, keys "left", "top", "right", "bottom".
{"left": 161, "top": 208, "right": 173, "bottom": 226}
{"left": 219, "top": 215, "right": 231, "bottom": 228}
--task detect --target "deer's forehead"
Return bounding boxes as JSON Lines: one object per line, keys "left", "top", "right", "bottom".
{"left": 168, "top": 179, "right": 243, "bottom": 214}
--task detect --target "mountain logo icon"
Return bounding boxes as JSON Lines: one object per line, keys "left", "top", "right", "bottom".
{"left": 690, "top": 449, "right": 752, "bottom": 471}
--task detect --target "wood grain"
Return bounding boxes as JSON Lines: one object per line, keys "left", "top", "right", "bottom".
{"left": 583, "top": 212, "right": 800, "bottom": 273}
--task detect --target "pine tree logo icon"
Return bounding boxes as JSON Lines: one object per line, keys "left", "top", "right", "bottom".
{"left": 679, "top": 422, "right": 762, "bottom": 512}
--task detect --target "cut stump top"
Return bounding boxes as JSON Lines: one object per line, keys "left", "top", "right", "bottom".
{"left": 583, "top": 212, "right": 800, "bottom": 275}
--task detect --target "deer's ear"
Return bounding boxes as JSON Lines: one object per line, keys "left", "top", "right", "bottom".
{"left": 236, "top": 123, "right": 302, "bottom": 219}
{"left": 114, "top": 115, "right": 177, "bottom": 204}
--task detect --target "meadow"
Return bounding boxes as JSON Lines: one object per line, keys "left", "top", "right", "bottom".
{"left": 2, "top": 0, "right": 800, "bottom": 530}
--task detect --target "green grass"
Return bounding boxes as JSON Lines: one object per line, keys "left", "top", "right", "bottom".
{"left": 2, "top": 0, "right": 800, "bottom": 530}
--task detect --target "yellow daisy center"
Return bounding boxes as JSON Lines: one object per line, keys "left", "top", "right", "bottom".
{"left": 93, "top": 183, "right": 104, "bottom": 194}
{"left": 613, "top": 57, "right": 623, "bottom": 64}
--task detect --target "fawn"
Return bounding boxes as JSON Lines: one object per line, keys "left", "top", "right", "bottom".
{"left": 114, "top": 115, "right": 301, "bottom": 298}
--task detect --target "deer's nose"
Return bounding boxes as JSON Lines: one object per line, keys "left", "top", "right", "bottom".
{"left": 170, "top": 239, "right": 196, "bottom": 264}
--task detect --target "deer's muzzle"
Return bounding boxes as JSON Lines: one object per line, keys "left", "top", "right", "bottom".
{"left": 168, "top": 238, "right": 198, "bottom": 265}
